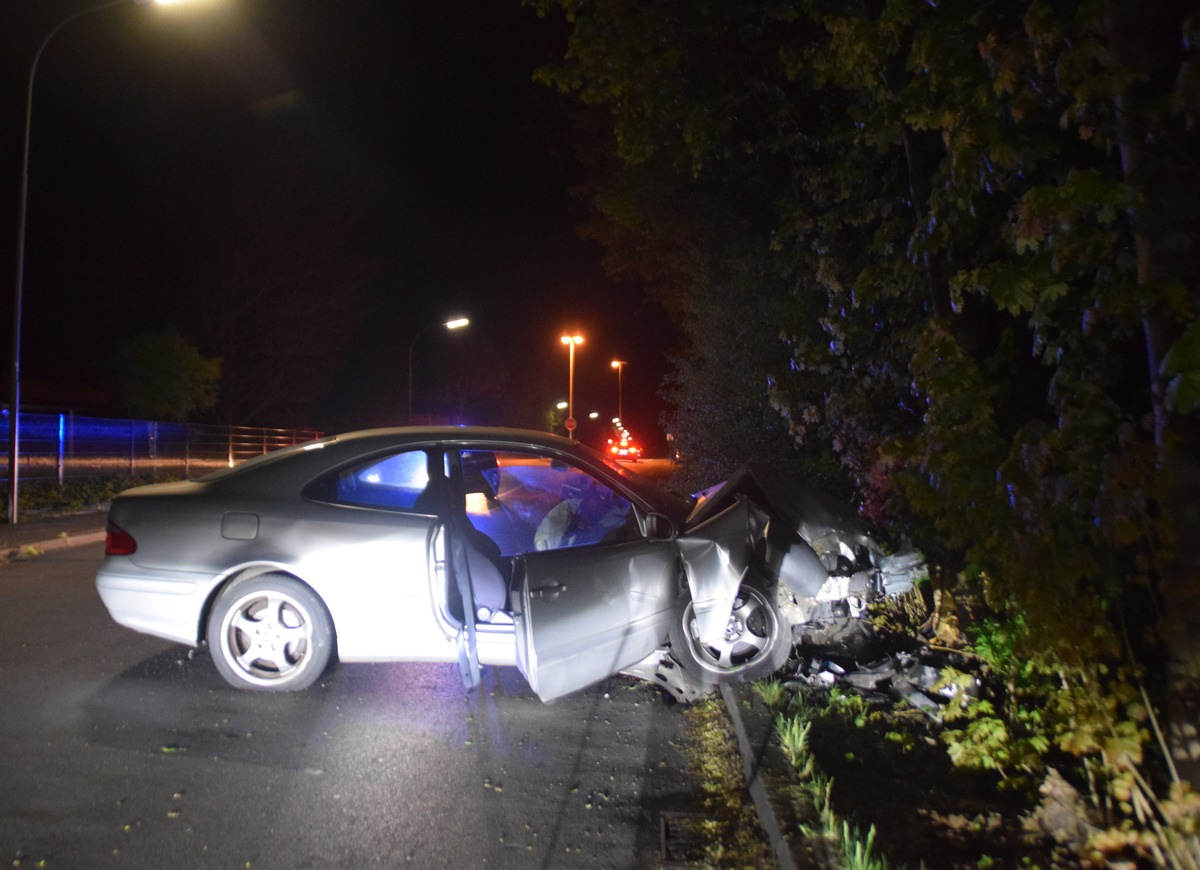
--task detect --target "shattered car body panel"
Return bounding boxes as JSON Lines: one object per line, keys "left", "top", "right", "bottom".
{"left": 680, "top": 463, "right": 927, "bottom": 643}
{"left": 795, "top": 650, "right": 980, "bottom": 719}
{"left": 676, "top": 498, "right": 764, "bottom": 645}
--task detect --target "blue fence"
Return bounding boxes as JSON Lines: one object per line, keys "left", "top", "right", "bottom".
{"left": 1, "top": 410, "right": 321, "bottom": 484}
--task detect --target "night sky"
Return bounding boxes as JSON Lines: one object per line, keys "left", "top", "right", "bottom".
{"left": 1, "top": 0, "right": 676, "bottom": 446}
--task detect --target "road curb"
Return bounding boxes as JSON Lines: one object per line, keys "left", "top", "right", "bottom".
{"left": 720, "top": 683, "right": 798, "bottom": 870}
{"left": 2, "top": 529, "right": 106, "bottom": 562}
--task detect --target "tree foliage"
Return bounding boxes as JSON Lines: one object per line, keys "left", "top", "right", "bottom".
{"left": 532, "top": 0, "right": 1200, "bottom": 854}
{"left": 187, "top": 126, "right": 375, "bottom": 427}
{"left": 104, "top": 330, "right": 220, "bottom": 422}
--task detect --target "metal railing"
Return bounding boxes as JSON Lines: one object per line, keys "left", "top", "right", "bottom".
{"left": 0, "top": 409, "right": 321, "bottom": 484}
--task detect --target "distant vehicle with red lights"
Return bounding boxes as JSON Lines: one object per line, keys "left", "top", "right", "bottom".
{"left": 608, "top": 434, "right": 642, "bottom": 462}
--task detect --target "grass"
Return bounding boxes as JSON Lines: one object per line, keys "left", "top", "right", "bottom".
{"left": 753, "top": 677, "right": 787, "bottom": 709}
{"left": 682, "top": 696, "right": 775, "bottom": 867}
{"left": 841, "top": 821, "right": 887, "bottom": 870}
{"left": 751, "top": 677, "right": 896, "bottom": 869}
{"left": 776, "top": 714, "right": 814, "bottom": 775}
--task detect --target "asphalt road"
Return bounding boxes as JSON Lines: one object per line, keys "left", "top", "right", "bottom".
{"left": 0, "top": 541, "right": 703, "bottom": 869}
{"left": 619, "top": 459, "right": 674, "bottom": 485}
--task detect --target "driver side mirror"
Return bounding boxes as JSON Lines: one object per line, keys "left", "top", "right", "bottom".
{"left": 643, "top": 512, "right": 678, "bottom": 541}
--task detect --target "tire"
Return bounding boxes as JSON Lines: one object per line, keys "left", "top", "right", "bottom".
{"left": 669, "top": 580, "right": 789, "bottom": 684}
{"left": 207, "top": 574, "right": 335, "bottom": 691}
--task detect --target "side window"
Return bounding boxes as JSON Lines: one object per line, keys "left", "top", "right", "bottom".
{"left": 308, "top": 449, "right": 433, "bottom": 511}
{"left": 457, "top": 450, "right": 639, "bottom": 554}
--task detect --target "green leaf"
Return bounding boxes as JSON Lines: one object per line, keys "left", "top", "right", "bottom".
{"left": 1161, "top": 322, "right": 1200, "bottom": 413}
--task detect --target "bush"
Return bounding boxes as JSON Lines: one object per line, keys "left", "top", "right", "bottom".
{"left": 2, "top": 476, "right": 173, "bottom": 523}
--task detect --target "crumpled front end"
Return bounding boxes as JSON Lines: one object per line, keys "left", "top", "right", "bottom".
{"left": 675, "top": 498, "right": 765, "bottom": 645}
{"left": 682, "top": 463, "right": 927, "bottom": 637}
{"left": 773, "top": 526, "right": 925, "bottom": 626}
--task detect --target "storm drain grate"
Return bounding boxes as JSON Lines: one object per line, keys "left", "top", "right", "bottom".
{"left": 660, "top": 811, "right": 709, "bottom": 865}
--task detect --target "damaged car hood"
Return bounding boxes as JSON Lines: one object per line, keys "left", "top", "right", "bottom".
{"left": 677, "top": 463, "right": 926, "bottom": 645}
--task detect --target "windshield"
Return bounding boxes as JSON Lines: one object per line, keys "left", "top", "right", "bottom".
{"left": 571, "top": 441, "right": 694, "bottom": 519}
{"left": 576, "top": 441, "right": 638, "bottom": 482}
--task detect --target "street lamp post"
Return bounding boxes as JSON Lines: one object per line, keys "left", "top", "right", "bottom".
{"left": 610, "top": 359, "right": 627, "bottom": 422}
{"left": 560, "top": 334, "right": 584, "bottom": 439}
{"left": 407, "top": 317, "right": 469, "bottom": 424}
{"left": 8, "top": 0, "right": 173, "bottom": 525}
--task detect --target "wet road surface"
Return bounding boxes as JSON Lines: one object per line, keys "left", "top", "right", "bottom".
{"left": 0, "top": 543, "right": 702, "bottom": 869}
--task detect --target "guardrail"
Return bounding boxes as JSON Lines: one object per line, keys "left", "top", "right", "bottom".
{"left": 1, "top": 410, "right": 321, "bottom": 484}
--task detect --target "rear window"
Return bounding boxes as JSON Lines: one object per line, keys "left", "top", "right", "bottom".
{"left": 304, "top": 448, "right": 438, "bottom": 511}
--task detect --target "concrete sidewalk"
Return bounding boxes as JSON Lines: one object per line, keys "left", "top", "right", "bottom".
{"left": 0, "top": 508, "right": 108, "bottom": 560}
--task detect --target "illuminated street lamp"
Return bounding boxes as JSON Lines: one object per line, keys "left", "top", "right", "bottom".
{"left": 560, "top": 334, "right": 584, "bottom": 439}
{"left": 610, "top": 359, "right": 628, "bottom": 422}
{"left": 408, "top": 317, "right": 470, "bottom": 424}
{"left": 8, "top": 0, "right": 195, "bottom": 525}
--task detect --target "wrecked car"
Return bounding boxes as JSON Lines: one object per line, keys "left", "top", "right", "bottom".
{"left": 95, "top": 427, "right": 925, "bottom": 702}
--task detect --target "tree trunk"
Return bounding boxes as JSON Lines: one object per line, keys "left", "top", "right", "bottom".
{"left": 1107, "top": 0, "right": 1200, "bottom": 787}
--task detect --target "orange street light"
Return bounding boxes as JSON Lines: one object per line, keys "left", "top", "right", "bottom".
{"left": 560, "top": 334, "right": 584, "bottom": 438}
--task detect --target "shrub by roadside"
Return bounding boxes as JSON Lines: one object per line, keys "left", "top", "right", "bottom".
{"left": 745, "top": 580, "right": 1200, "bottom": 869}
{"left": 2, "top": 475, "right": 171, "bottom": 524}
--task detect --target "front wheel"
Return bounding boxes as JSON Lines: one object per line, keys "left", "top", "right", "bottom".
{"left": 207, "top": 574, "right": 335, "bottom": 691}
{"left": 669, "top": 581, "right": 789, "bottom": 684}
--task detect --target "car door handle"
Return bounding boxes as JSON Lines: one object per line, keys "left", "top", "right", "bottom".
{"left": 529, "top": 583, "right": 567, "bottom": 601}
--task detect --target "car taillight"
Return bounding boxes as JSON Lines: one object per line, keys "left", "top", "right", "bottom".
{"left": 105, "top": 522, "right": 137, "bottom": 556}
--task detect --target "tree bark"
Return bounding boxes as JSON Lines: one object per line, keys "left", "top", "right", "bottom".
{"left": 1107, "top": 0, "right": 1200, "bottom": 787}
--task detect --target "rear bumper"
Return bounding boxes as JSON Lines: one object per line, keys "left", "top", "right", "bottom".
{"left": 95, "top": 562, "right": 217, "bottom": 646}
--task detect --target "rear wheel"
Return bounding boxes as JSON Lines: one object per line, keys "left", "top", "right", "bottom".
{"left": 669, "top": 581, "right": 788, "bottom": 684}
{"left": 207, "top": 574, "right": 335, "bottom": 691}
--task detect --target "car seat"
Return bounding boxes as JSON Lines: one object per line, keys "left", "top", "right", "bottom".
{"left": 415, "top": 473, "right": 509, "bottom": 622}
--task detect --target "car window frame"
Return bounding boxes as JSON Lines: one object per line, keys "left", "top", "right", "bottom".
{"left": 448, "top": 445, "right": 645, "bottom": 556}
{"left": 301, "top": 446, "right": 443, "bottom": 513}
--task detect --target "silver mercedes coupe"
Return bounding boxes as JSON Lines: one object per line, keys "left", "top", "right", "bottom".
{"left": 96, "top": 427, "right": 923, "bottom": 701}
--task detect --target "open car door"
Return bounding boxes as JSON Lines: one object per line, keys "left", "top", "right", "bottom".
{"left": 512, "top": 539, "right": 677, "bottom": 702}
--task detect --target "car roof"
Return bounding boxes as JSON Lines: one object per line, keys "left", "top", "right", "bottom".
{"left": 197, "top": 426, "right": 692, "bottom": 518}
{"left": 332, "top": 426, "right": 590, "bottom": 450}
{"left": 201, "top": 427, "right": 586, "bottom": 483}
